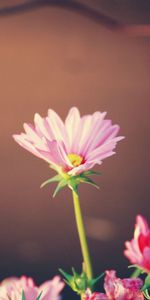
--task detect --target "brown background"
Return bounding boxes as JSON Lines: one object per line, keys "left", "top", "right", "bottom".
{"left": 0, "top": 1, "right": 150, "bottom": 298}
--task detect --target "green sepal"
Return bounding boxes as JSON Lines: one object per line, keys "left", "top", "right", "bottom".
{"left": 40, "top": 174, "right": 62, "bottom": 188}
{"left": 89, "top": 272, "right": 104, "bottom": 286}
{"left": 79, "top": 176, "right": 100, "bottom": 189}
{"left": 143, "top": 289, "right": 150, "bottom": 299}
{"left": 68, "top": 178, "right": 79, "bottom": 195}
{"left": 127, "top": 265, "right": 143, "bottom": 278}
{"left": 59, "top": 268, "right": 73, "bottom": 282}
{"left": 22, "top": 291, "right": 25, "bottom": 300}
{"left": 83, "top": 170, "right": 102, "bottom": 176}
{"left": 128, "top": 264, "right": 139, "bottom": 269}
{"left": 36, "top": 291, "right": 43, "bottom": 300}
{"left": 142, "top": 274, "right": 150, "bottom": 291}
{"left": 68, "top": 172, "right": 100, "bottom": 192}
{"left": 59, "top": 268, "right": 87, "bottom": 294}
{"left": 128, "top": 265, "right": 144, "bottom": 272}
{"left": 59, "top": 267, "right": 103, "bottom": 295}
{"left": 41, "top": 169, "right": 100, "bottom": 197}
{"left": 53, "top": 179, "right": 68, "bottom": 197}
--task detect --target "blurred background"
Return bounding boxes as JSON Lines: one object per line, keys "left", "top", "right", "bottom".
{"left": 0, "top": 0, "right": 150, "bottom": 298}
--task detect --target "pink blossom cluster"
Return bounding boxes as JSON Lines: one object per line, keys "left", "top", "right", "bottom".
{"left": 84, "top": 271, "right": 144, "bottom": 300}
{"left": 0, "top": 215, "right": 150, "bottom": 300}
{"left": 0, "top": 275, "right": 64, "bottom": 300}
{"left": 125, "top": 215, "right": 150, "bottom": 273}
{"left": 85, "top": 215, "right": 150, "bottom": 300}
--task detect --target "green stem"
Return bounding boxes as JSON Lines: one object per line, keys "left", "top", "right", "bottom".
{"left": 81, "top": 294, "right": 84, "bottom": 300}
{"left": 72, "top": 191, "right": 93, "bottom": 280}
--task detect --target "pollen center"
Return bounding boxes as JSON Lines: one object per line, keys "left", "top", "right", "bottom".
{"left": 67, "top": 153, "right": 84, "bottom": 167}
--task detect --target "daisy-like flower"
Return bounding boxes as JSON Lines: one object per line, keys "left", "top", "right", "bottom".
{"left": 84, "top": 270, "right": 144, "bottom": 300}
{"left": 0, "top": 275, "right": 64, "bottom": 300}
{"left": 13, "top": 107, "right": 123, "bottom": 188}
{"left": 124, "top": 215, "right": 150, "bottom": 274}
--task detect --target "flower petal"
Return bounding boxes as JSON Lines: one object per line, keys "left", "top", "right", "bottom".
{"left": 39, "top": 276, "right": 65, "bottom": 300}
{"left": 38, "top": 140, "right": 71, "bottom": 168}
{"left": 65, "top": 107, "right": 81, "bottom": 151}
{"left": 135, "top": 215, "right": 149, "bottom": 238}
{"left": 72, "top": 115, "right": 93, "bottom": 154}
{"left": 47, "top": 109, "right": 68, "bottom": 146}
{"left": 104, "top": 270, "right": 144, "bottom": 300}
{"left": 34, "top": 113, "right": 54, "bottom": 140}
{"left": 124, "top": 215, "right": 150, "bottom": 273}
{"left": 13, "top": 134, "right": 47, "bottom": 160}
{"left": 84, "top": 289, "right": 108, "bottom": 300}
{"left": 68, "top": 161, "right": 95, "bottom": 176}
{"left": 142, "top": 247, "right": 150, "bottom": 271}
{"left": 81, "top": 112, "right": 107, "bottom": 156}
{"left": 0, "top": 276, "right": 64, "bottom": 300}
{"left": 86, "top": 138, "right": 120, "bottom": 162}
{"left": 23, "top": 123, "right": 42, "bottom": 144}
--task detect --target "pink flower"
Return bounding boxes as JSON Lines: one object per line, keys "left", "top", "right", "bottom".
{"left": 0, "top": 275, "right": 64, "bottom": 300}
{"left": 124, "top": 215, "right": 150, "bottom": 273}
{"left": 84, "top": 270, "right": 144, "bottom": 300}
{"left": 84, "top": 289, "right": 107, "bottom": 300}
{"left": 13, "top": 107, "right": 124, "bottom": 176}
{"left": 84, "top": 289, "right": 108, "bottom": 300}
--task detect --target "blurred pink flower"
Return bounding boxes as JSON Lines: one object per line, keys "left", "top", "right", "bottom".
{"left": 0, "top": 275, "right": 64, "bottom": 300}
{"left": 13, "top": 107, "right": 124, "bottom": 175}
{"left": 84, "top": 270, "right": 143, "bottom": 300}
{"left": 125, "top": 215, "right": 150, "bottom": 273}
{"left": 84, "top": 289, "right": 107, "bottom": 300}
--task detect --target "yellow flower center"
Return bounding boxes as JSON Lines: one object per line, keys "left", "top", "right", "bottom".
{"left": 67, "top": 153, "right": 84, "bottom": 167}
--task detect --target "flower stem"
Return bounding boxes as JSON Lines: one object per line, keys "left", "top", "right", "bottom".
{"left": 72, "top": 191, "right": 93, "bottom": 280}
{"left": 81, "top": 294, "right": 84, "bottom": 300}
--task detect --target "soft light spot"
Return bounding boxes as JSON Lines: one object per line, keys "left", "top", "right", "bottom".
{"left": 84, "top": 217, "right": 118, "bottom": 241}
{"left": 68, "top": 153, "right": 84, "bottom": 167}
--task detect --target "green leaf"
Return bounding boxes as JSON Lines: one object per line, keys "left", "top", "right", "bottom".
{"left": 22, "top": 291, "right": 25, "bottom": 300}
{"left": 53, "top": 180, "right": 68, "bottom": 197}
{"left": 40, "top": 175, "right": 62, "bottom": 188}
{"left": 36, "top": 291, "right": 43, "bottom": 300}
